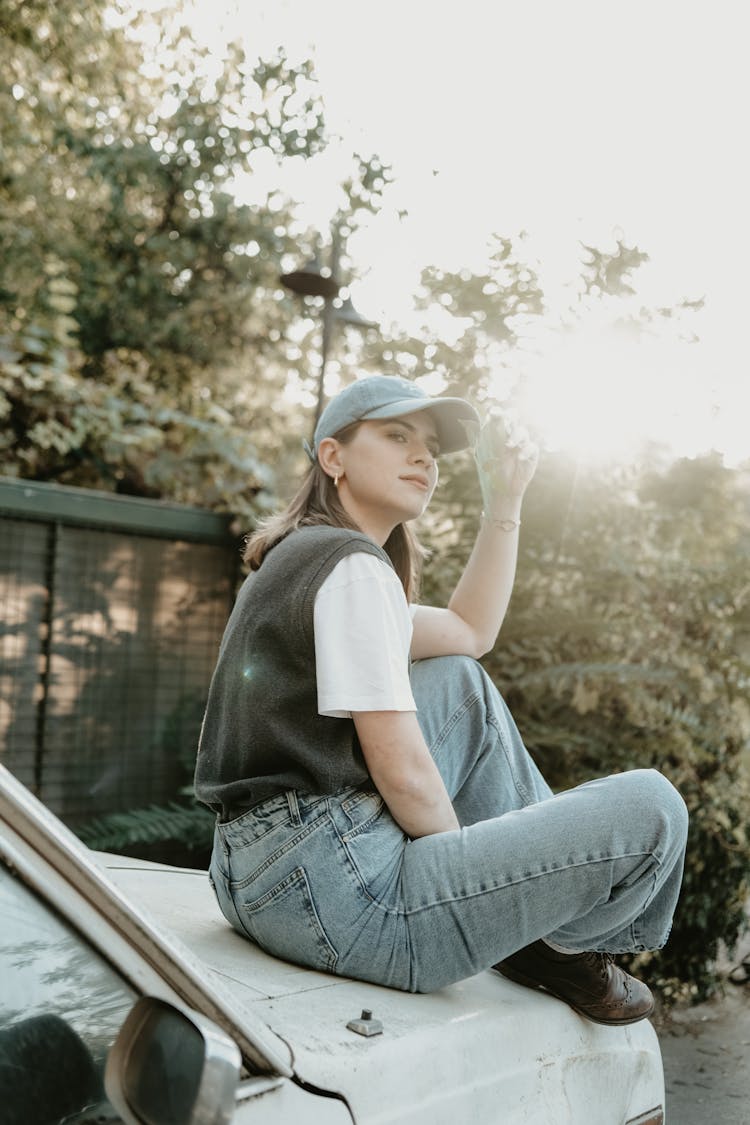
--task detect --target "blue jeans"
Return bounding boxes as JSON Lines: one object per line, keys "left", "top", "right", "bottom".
{"left": 209, "top": 656, "right": 688, "bottom": 992}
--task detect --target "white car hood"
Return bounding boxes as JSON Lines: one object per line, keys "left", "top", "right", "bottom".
{"left": 103, "top": 856, "right": 663, "bottom": 1125}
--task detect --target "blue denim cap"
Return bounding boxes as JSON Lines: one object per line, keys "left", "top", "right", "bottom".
{"left": 310, "top": 375, "right": 479, "bottom": 458}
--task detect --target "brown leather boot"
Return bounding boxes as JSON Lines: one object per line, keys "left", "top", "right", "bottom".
{"left": 494, "top": 940, "right": 655, "bottom": 1026}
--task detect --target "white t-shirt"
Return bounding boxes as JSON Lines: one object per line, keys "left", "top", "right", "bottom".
{"left": 313, "top": 553, "right": 417, "bottom": 718}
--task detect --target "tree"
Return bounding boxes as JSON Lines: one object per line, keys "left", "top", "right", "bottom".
{"left": 0, "top": 0, "right": 387, "bottom": 516}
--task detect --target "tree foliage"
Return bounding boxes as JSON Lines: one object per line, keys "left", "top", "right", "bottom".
{"left": 358, "top": 233, "right": 544, "bottom": 411}
{"left": 0, "top": 0, "right": 386, "bottom": 514}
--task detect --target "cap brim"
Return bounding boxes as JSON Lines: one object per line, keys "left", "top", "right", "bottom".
{"left": 363, "top": 396, "right": 479, "bottom": 454}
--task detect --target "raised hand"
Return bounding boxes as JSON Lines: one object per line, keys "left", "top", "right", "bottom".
{"left": 461, "top": 414, "right": 539, "bottom": 517}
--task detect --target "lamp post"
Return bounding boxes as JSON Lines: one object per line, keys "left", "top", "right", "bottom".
{"left": 281, "top": 228, "right": 377, "bottom": 442}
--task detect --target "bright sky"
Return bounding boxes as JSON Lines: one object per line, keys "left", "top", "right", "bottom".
{"left": 185, "top": 0, "right": 748, "bottom": 464}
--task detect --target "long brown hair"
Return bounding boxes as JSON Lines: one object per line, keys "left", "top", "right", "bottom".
{"left": 243, "top": 422, "right": 425, "bottom": 601}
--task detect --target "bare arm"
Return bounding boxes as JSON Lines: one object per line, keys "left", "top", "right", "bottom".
{"left": 411, "top": 510, "right": 522, "bottom": 660}
{"left": 353, "top": 710, "right": 459, "bottom": 838}
{"left": 412, "top": 419, "right": 538, "bottom": 661}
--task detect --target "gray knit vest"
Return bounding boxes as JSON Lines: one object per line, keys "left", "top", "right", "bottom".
{"left": 194, "top": 525, "right": 394, "bottom": 819}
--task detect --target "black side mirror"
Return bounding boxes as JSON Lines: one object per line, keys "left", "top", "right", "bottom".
{"left": 105, "top": 996, "right": 241, "bottom": 1125}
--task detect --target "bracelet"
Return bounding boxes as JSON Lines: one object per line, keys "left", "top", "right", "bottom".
{"left": 481, "top": 511, "right": 521, "bottom": 532}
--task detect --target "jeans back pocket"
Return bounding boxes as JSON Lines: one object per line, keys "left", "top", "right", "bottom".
{"left": 242, "top": 865, "right": 338, "bottom": 973}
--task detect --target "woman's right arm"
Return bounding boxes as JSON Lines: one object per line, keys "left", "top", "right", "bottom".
{"left": 352, "top": 710, "right": 460, "bottom": 838}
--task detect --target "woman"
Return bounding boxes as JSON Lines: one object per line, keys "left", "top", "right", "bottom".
{"left": 195, "top": 374, "right": 688, "bottom": 1025}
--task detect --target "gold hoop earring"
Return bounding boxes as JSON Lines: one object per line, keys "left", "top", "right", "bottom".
{"left": 333, "top": 474, "right": 339, "bottom": 488}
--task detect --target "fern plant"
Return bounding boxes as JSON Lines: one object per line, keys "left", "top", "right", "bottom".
{"left": 77, "top": 799, "right": 214, "bottom": 855}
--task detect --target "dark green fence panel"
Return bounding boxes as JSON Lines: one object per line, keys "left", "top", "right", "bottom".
{"left": 0, "top": 478, "right": 240, "bottom": 828}
{"left": 0, "top": 517, "right": 50, "bottom": 791}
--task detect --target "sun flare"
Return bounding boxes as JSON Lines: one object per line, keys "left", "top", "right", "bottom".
{"left": 499, "top": 319, "right": 731, "bottom": 466}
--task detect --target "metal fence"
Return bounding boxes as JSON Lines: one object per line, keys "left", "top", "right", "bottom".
{"left": 0, "top": 477, "right": 240, "bottom": 829}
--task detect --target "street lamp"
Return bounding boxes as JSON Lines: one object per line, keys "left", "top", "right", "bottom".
{"left": 281, "top": 229, "right": 377, "bottom": 441}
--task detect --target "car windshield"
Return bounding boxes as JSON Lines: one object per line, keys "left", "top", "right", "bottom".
{"left": 0, "top": 862, "right": 137, "bottom": 1124}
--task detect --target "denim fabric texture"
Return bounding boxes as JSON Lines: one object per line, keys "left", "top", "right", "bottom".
{"left": 209, "top": 655, "right": 688, "bottom": 993}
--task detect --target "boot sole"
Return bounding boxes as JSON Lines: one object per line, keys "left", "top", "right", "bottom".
{"left": 495, "top": 964, "right": 655, "bottom": 1027}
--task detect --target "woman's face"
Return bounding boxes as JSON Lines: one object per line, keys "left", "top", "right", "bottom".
{"left": 332, "top": 410, "right": 440, "bottom": 543}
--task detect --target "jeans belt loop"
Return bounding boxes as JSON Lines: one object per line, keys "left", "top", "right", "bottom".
{"left": 286, "top": 789, "right": 302, "bottom": 826}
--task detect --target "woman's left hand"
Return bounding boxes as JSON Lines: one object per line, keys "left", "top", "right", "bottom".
{"left": 461, "top": 415, "right": 539, "bottom": 516}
